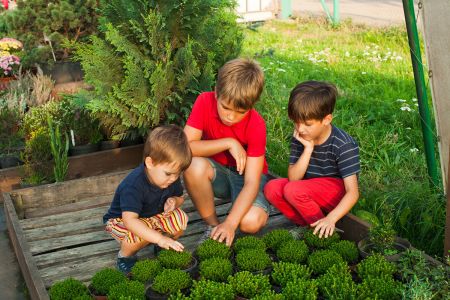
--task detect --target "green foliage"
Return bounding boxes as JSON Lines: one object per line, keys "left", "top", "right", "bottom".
{"left": 228, "top": 271, "right": 271, "bottom": 299}
{"left": 90, "top": 268, "right": 127, "bottom": 296}
{"left": 199, "top": 257, "right": 233, "bottom": 282}
{"left": 236, "top": 249, "right": 272, "bottom": 272}
{"left": 303, "top": 230, "right": 340, "bottom": 249}
{"left": 276, "top": 240, "right": 309, "bottom": 264}
{"left": 151, "top": 269, "right": 192, "bottom": 295}
{"left": 131, "top": 259, "right": 162, "bottom": 283}
{"left": 357, "top": 275, "right": 403, "bottom": 299}
{"left": 317, "top": 262, "right": 358, "bottom": 299}
{"left": 49, "top": 278, "right": 90, "bottom": 300}
{"left": 262, "top": 229, "right": 294, "bottom": 251}
{"left": 47, "top": 116, "right": 69, "bottom": 182}
{"left": 2, "top": 0, "right": 99, "bottom": 67}
{"left": 189, "top": 280, "right": 234, "bottom": 300}
{"left": 251, "top": 290, "right": 285, "bottom": 300}
{"left": 329, "top": 240, "right": 359, "bottom": 263}
{"left": 271, "top": 262, "right": 311, "bottom": 287}
{"left": 357, "top": 253, "right": 396, "bottom": 280}
{"left": 167, "top": 291, "right": 190, "bottom": 300}
{"left": 74, "top": 0, "right": 243, "bottom": 140}
{"left": 283, "top": 279, "right": 318, "bottom": 300}
{"left": 307, "top": 249, "right": 345, "bottom": 275}
{"left": 107, "top": 280, "right": 145, "bottom": 300}
{"left": 196, "top": 238, "right": 231, "bottom": 261}
{"left": 158, "top": 249, "right": 193, "bottom": 270}
{"left": 233, "top": 236, "right": 266, "bottom": 254}
{"left": 21, "top": 127, "right": 53, "bottom": 184}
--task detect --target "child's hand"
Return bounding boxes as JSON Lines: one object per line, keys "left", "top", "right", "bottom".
{"left": 211, "top": 222, "right": 235, "bottom": 247}
{"left": 293, "top": 130, "right": 314, "bottom": 150}
{"left": 311, "top": 216, "right": 336, "bottom": 238}
{"left": 157, "top": 235, "right": 184, "bottom": 252}
{"left": 163, "top": 197, "right": 176, "bottom": 216}
{"left": 228, "top": 139, "right": 247, "bottom": 175}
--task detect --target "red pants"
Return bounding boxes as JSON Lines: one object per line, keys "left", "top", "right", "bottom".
{"left": 264, "top": 177, "right": 345, "bottom": 226}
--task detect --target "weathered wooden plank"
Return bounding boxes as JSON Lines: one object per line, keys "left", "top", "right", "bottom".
{"left": 3, "top": 193, "right": 49, "bottom": 300}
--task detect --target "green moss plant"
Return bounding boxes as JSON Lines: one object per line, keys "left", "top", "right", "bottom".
{"left": 329, "top": 240, "right": 359, "bottom": 263}
{"left": 357, "top": 275, "right": 403, "bottom": 299}
{"left": 357, "top": 253, "right": 396, "bottom": 280}
{"left": 307, "top": 249, "right": 345, "bottom": 275}
{"left": 303, "top": 230, "right": 340, "bottom": 249}
{"left": 158, "top": 249, "right": 193, "bottom": 269}
{"left": 90, "top": 268, "right": 127, "bottom": 296}
{"left": 228, "top": 271, "right": 271, "bottom": 299}
{"left": 263, "top": 229, "right": 294, "bottom": 251}
{"left": 196, "top": 238, "right": 231, "bottom": 261}
{"left": 235, "top": 249, "right": 272, "bottom": 273}
{"left": 271, "top": 262, "right": 312, "bottom": 287}
{"left": 276, "top": 240, "right": 309, "bottom": 264}
{"left": 233, "top": 235, "right": 266, "bottom": 254}
{"left": 189, "top": 280, "right": 234, "bottom": 300}
{"left": 131, "top": 259, "right": 162, "bottom": 283}
{"left": 108, "top": 280, "right": 145, "bottom": 300}
{"left": 199, "top": 257, "right": 233, "bottom": 282}
{"left": 317, "top": 262, "right": 358, "bottom": 299}
{"left": 49, "top": 278, "right": 90, "bottom": 300}
{"left": 251, "top": 290, "right": 285, "bottom": 300}
{"left": 151, "top": 269, "right": 192, "bottom": 295}
{"left": 283, "top": 279, "right": 318, "bottom": 300}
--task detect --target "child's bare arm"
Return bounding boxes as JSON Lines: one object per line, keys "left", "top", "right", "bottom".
{"left": 122, "top": 211, "right": 184, "bottom": 251}
{"left": 288, "top": 130, "right": 314, "bottom": 181}
{"left": 311, "top": 174, "right": 359, "bottom": 238}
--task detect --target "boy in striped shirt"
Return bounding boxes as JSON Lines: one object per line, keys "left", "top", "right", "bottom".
{"left": 264, "top": 81, "right": 360, "bottom": 239}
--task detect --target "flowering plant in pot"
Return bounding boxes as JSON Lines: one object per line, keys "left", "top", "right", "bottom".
{"left": 199, "top": 257, "right": 233, "bottom": 282}
{"left": 0, "top": 38, "right": 22, "bottom": 86}
{"left": 89, "top": 268, "right": 127, "bottom": 298}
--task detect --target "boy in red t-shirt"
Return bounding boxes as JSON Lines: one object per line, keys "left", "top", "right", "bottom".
{"left": 183, "top": 58, "right": 269, "bottom": 246}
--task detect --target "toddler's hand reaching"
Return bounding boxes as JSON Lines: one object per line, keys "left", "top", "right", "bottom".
{"left": 157, "top": 236, "right": 184, "bottom": 252}
{"left": 163, "top": 197, "right": 176, "bottom": 216}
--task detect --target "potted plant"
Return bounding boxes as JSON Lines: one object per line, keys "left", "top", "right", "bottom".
{"left": 317, "top": 262, "right": 358, "bottom": 299}
{"left": 157, "top": 249, "right": 197, "bottom": 275}
{"left": 283, "top": 278, "right": 318, "bottom": 300}
{"left": 235, "top": 248, "right": 272, "bottom": 274}
{"left": 276, "top": 240, "right": 309, "bottom": 264}
{"left": 356, "top": 253, "right": 397, "bottom": 280}
{"left": 131, "top": 259, "right": 162, "bottom": 284}
{"left": 271, "top": 262, "right": 311, "bottom": 288}
{"left": 262, "top": 229, "right": 294, "bottom": 252}
{"left": 148, "top": 269, "right": 192, "bottom": 299}
{"left": 0, "top": 37, "right": 22, "bottom": 90}
{"left": 47, "top": 116, "right": 69, "bottom": 182}
{"left": 189, "top": 280, "right": 234, "bottom": 300}
{"left": 108, "top": 280, "right": 145, "bottom": 300}
{"left": 89, "top": 268, "right": 127, "bottom": 299}
{"left": 228, "top": 271, "right": 272, "bottom": 300}
{"left": 303, "top": 229, "right": 340, "bottom": 249}
{"left": 357, "top": 275, "right": 403, "bottom": 299}
{"left": 196, "top": 238, "right": 231, "bottom": 261}
{"left": 233, "top": 236, "right": 266, "bottom": 254}
{"left": 48, "top": 277, "right": 90, "bottom": 300}
{"left": 251, "top": 290, "right": 284, "bottom": 300}
{"left": 0, "top": 107, "right": 23, "bottom": 168}
{"left": 199, "top": 257, "right": 233, "bottom": 282}
{"left": 329, "top": 240, "right": 359, "bottom": 263}
{"left": 307, "top": 249, "right": 345, "bottom": 275}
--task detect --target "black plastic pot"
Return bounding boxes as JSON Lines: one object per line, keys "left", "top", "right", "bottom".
{"left": 357, "top": 236, "right": 411, "bottom": 262}
{"left": 182, "top": 256, "right": 198, "bottom": 277}
{"left": 0, "top": 156, "right": 22, "bottom": 169}
{"left": 100, "top": 140, "right": 120, "bottom": 151}
{"left": 69, "top": 143, "right": 100, "bottom": 156}
{"left": 145, "top": 287, "right": 190, "bottom": 300}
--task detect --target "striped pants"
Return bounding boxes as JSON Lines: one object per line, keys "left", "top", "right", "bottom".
{"left": 105, "top": 208, "right": 188, "bottom": 244}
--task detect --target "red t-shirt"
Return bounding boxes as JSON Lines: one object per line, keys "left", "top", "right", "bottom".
{"left": 186, "top": 92, "right": 268, "bottom": 174}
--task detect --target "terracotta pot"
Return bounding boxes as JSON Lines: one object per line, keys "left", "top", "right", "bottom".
{"left": 0, "top": 76, "right": 15, "bottom": 90}
{"left": 357, "top": 236, "right": 411, "bottom": 262}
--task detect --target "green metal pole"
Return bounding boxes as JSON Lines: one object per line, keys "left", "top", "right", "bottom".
{"left": 280, "top": 0, "right": 292, "bottom": 19}
{"left": 333, "top": 0, "right": 340, "bottom": 24}
{"left": 402, "top": 0, "right": 439, "bottom": 187}
{"left": 319, "top": 0, "right": 333, "bottom": 23}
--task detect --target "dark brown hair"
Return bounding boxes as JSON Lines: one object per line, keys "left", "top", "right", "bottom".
{"left": 288, "top": 81, "right": 337, "bottom": 123}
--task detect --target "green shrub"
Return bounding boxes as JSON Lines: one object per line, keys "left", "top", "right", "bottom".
{"left": 196, "top": 238, "right": 231, "bottom": 261}
{"left": 151, "top": 269, "right": 192, "bottom": 295}
{"left": 329, "top": 240, "right": 359, "bottom": 263}
{"left": 303, "top": 230, "right": 340, "bottom": 249}
{"left": 358, "top": 275, "right": 403, "bottom": 299}
{"left": 357, "top": 253, "right": 396, "bottom": 280}
{"left": 276, "top": 240, "right": 309, "bottom": 264}
{"left": 233, "top": 236, "right": 266, "bottom": 254}
{"left": 189, "top": 280, "right": 234, "bottom": 300}
{"left": 90, "top": 268, "right": 127, "bottom": 296}
{"left": 49, "top": 278, "right": 90, "bottom": 300}
{"left": 271, "top": 262, "right": 311, "bottom": 287}
{"left": 199, "top": 257, "right": 233, "bottom": 282}
{"left": 158, "top": 249, "right": 193, "bottom": 269}
{"left": 236, "top": 249, "right": 272, "bottom": 272}
{"left": 283, "top": 279, "right": 318, "bottom": 300}
{"left": 167, "top": 291, "right": 190, "bottom": 300}
{"left": 251, "top": 290, "right": 285, "bottom": 300}
{"left": 228, "top": 271, "right": 271, "bottom": 299}
{"left": 131, "top": 259, "right": 162, "bottom": 283}
{"left": 108, "top": 280, "right": 145, "bottom": 300}
{"left": 317, "top": 262, "right": 358, "bottom": 299}
{"left": 72, "top": 295, "right": 92, "bottom": 300}
{"left": 262, "top": 229, "right": 294, "bottom": 251}
{"left": 307, "top": 249, "right": 345, "bottom": 275}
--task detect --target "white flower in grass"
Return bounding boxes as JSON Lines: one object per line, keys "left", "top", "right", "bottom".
{"left": 345, "top": 51, "right": 350, "bottom": 57}
{"left": 400, "top": 106, "right": 413, "bottom": 112}
{"left": 361, "top": 72, "right": 367, "bottom": 75}
{"left": 276, "top": 68, "right": 286, "bottom": 72}
{"left": 406, "top": 127, "right": 411, "bottom": 130}
{"left": 396, "top": 99, "right": 407, "bottom": 102}
{"left": 410, "top": 148, "right": 419, "bottom": 153}
{"left": 412, "top": 98, "right": 417, "bottom": 102}
{"left": 414, "top": 103, "right": 419, "bottom": 107}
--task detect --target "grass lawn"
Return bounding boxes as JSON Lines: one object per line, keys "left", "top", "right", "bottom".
{"left": 242, "top": 18, "right": 445, "bottom": 256}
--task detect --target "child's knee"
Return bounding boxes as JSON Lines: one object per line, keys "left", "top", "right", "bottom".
{"left": 239, "top": 208, "right": 268, "bottom": 234}
{"left": 283, "top": 182, "right": 311, "bottom": 202}
{"left": 184, "top": 157, "right": 213, "bottom": 180}
{"left": 264, "top": 178, "right": 288, "bottom": 201}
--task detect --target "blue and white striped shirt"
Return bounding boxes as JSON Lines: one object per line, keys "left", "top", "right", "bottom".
{"left": 289, "top": 125, "right": 360, "bottom": 179}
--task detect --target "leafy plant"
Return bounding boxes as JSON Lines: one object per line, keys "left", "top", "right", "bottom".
{"left": 252, "top": 290, "right": 285, "bottom": 300}
{"left": 158, "top": 249, "right": 193, "bottom": 270}
{"left": 329, "top": 240, "right": 359, "bottom": 263}
{"left": 49, "top": 278, "right": 90, "bottom": 300}
{"left": 235, "top": 249, "right": 272, "bottom": 273}
{"left": 233, "top": 235, "right": 266, "bottom": 254}
{"left": 357, "top": 253, "right": 396, "bottom": 280}
{"left": 168, "top": 291, "right": 190, "bottom": 300}
{"left": 151, "top": 269, "right": 192, "bottom": 295}
{"left": 47, "top": 116, "right": 69, "bottom": 182}
{"left": 317, "top": 262, "right": 358, "bottom": 299}
{"left": 131, "top": 259, "right": 162, "bottom": 283}
{"left": 90, "top": 268, "right": 127, "bottom": 296}
{"left": 196, "top": 238, "right": 231, "bottom": 261}
{"left": 189, "top": 280, "right": 234, "bottom": 300}
{"left": 21, "top": 127, "right": 53, "bottom": 184}
{"left": 276, "top": 240, "right": 309, "bottom": 264}
{"left": 107, "top": 280, "right": 145, "bottom": 300}
{"left": 228, "top": 271, "right": 271, "bottom": 299}
{"left": 357, "top": 275, "right": 403, "bottom": 299}
{"left": 199, "top": 257, "right": 233, "bottom": 282}
{"left": 283, "top": 279, "right": 318, "bottom": 300}
{"left": 271, "top": 261, "right": 311, "bottom": 287}
{"left": 307, "top": 249, "right": 345, "bottom": 275}
{"left": 303, "top": 230, "right": 340, "bottom": 249}
{"left": 262, "top": 229, "right": 294, "bottom": 251}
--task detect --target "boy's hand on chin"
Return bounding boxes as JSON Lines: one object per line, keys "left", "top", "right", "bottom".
{"left": 293, "top": 130, "right": 314, "bottom": 150}
{"left": 311, "top": 217, "right": 336, "bottom": 239}
{"left": 211, "top": 222, "right": 235, "bottom": 247}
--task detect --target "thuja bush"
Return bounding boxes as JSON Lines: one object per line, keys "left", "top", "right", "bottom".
{"left": 228, "top": 271, "right": 271, "bottom": 299}
{"left": 276, "top": 240, "right": 309, "bottom": 264}
{"left": 329, "top": 240, "right": 359, "bottom": 263}
{"left": 307, "top": 249, "right": 345, "bottom": 275}
{"left": 357, "top": 253, "right": 396, "bottom": 280}
{"left": 131, "top": 259, "right": 162, "bottom": 283}
{"left": 262, "top": 229, "right": 294, "bottom": 251}
{"left": 151, "top": 269, "right": 192, "bottom": 295}
{"left": 318, "top": 262, "right": 358, "bottom": 299}
{"left": 90, "top": 268, "right": 127, "bottom": 295}
{"left": 196, "top": 238, "right": 231, "bottom": 261}
{"left": 235, "top": 248, "right": 272, "bottom": 272}
{"left": 303, "top": 230, "right": 340, "bottom": 249}
{"left": 74, "top": 0, "right": 243, "bottom": 140}
{"left": 49, "top": 278, "right": 90, "bottom": 300}
{"left": 189, "top": 280, "right": 234, "bottom": 300}
{"left": 199, "top": 257, "right": 233, "bottom": 282}
{"left": 357, "top": 275, "right": 403, "bottom": 299}
{"left": 233, "top": 235, "right": 266, "bottom": 254}
{"left": 283, "top": 279, "right": 318, "bottom": 300}
{"left": 108, "top": 280, "right": 145, "bottom": 300}
{"left": 271, "top": 261, "right": 312, "bottom": 287}
{"left": 158, "top": 249, "right": 192, "bottom": 269}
